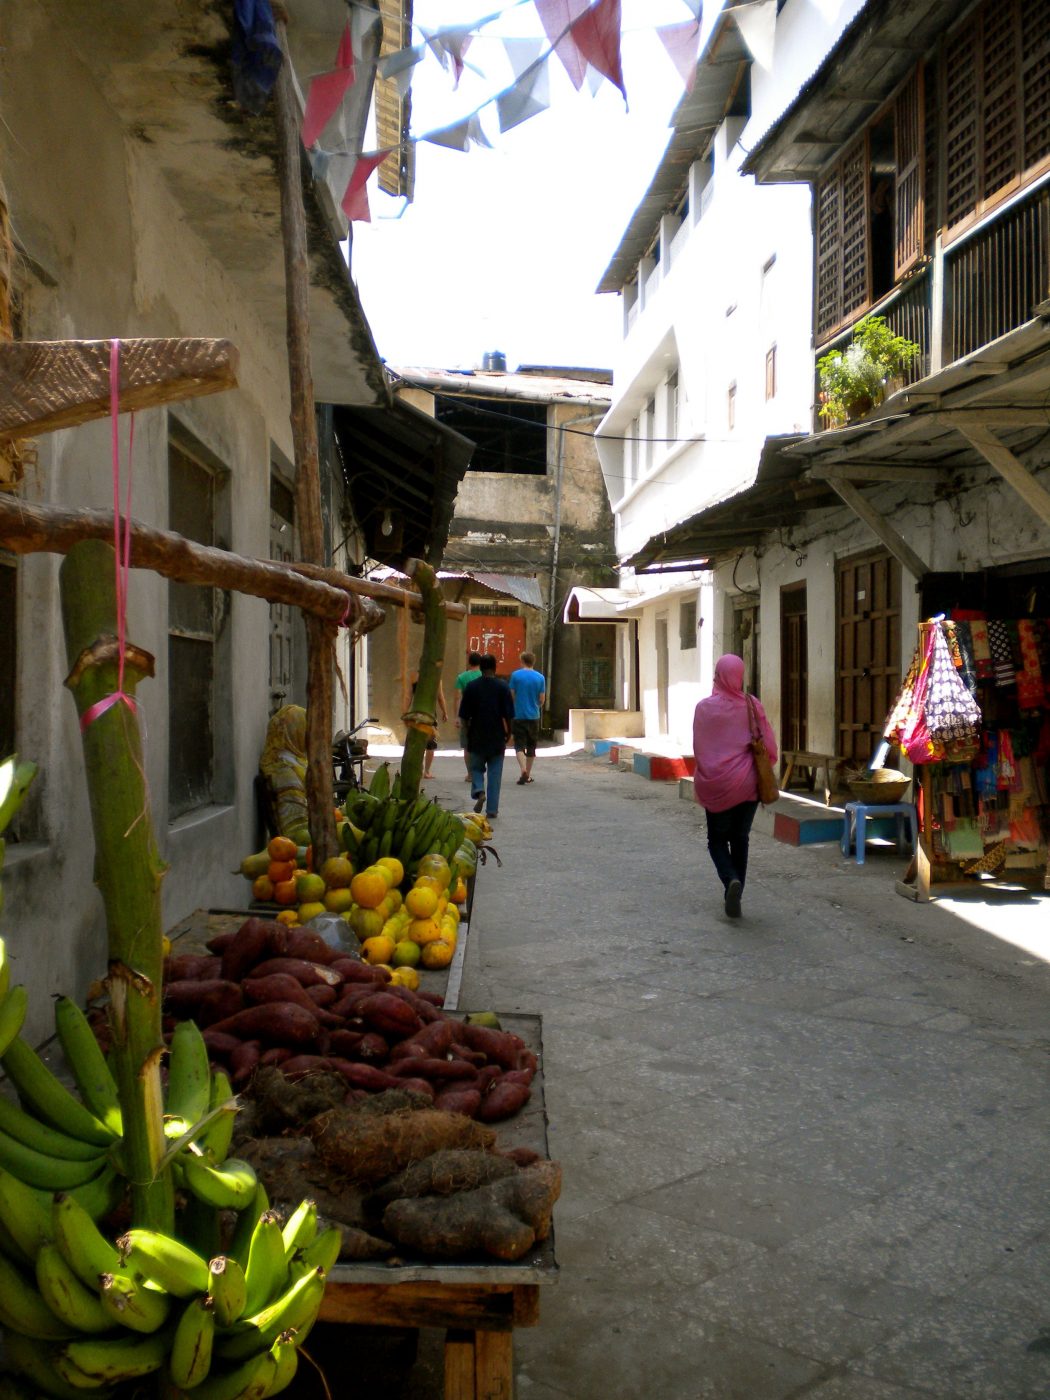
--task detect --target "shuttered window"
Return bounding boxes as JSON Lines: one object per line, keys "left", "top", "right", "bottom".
{"left": 943, "top": 0, "right": 1050, "bottom": 240}
{"left": 894, "top": 69, "right": 924, "bottom": 278}
{"left": 815, "top": 133, "right": 873, "bottom": 342}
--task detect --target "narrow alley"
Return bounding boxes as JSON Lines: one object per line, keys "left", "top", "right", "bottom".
{"left": 428, "top": 746, "right": 1049, "bottom": 1399}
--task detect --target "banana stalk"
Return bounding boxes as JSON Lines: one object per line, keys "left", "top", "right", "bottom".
{"left": 59, "top": 540, "right": 173, "bottom": 1234}
{"left": 399, "top": 559, "right": 447, "bottom": 804}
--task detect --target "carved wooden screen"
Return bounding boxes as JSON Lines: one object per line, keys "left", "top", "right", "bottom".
{"left": 814, "top": 135, "right": 869, "bottom": 343}
{"left": 943, "top": 16, "right": 980, "bottom": 234}
{"left": 894, "top": 68, "right": 924, "bottom": 278}
{"left": 815, "top": 172, "right": 842, "bottom": 340}
{"left": 1022, "top": 0, "right": 1050, "bottom": 172}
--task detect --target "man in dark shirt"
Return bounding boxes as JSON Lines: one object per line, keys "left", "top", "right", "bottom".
{"left": 458, "top": 653, "right": 514, "bottom": 819}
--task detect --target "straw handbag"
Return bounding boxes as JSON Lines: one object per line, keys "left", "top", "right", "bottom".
{"left": 746, "top": 695, "right": 779, "bottom": 806}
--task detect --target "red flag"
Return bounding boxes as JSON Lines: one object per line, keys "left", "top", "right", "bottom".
{"left": 657, "top": 20, "right": 702, "bottom": 93}
{"left": 534, "top": 0, "right": 589, "bottom": 90}
{"left": 341, "top": 150, "right": 391, "bottom": 223}
{"left": 570, "top": 0, "right": 626, "bottom": 103}
{"left": 336, "top": 21, "right": 354, "bottom": 72}
{"left": 302, "top": 22, "right": 355, "bottom": 148}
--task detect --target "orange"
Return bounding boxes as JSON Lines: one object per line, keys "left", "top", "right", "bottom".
{"left": 384, "top": 889, "right": 403, "bottom": 916}
{"left": 320, "top": 856, "right": 354, "bottom": 889}
{"left": 296, "top": 872, "right": 326, "bottom": 904}
{"left": 420, "top": 940, "right": 453, "bottom": 970}
{"left": 377, "top": 857, "right": 405, "bottom": 887}
{"left": 416, "top": 854, "right": 451, "bottom": 890}
{"left": 390, "top": 966, "right": 420, "bottom": 990}
{"left": 349, "top": 907, "right": 385, "bottom": 942}
{"left": 252, "top": 874, "right": 275, "bottom": 903}
{"left": 391, "top": 938, "right": 421, "bottom": 968}
{"left": 407, "top": 917, "right": 441, "bottom": 946}
{"left": 324, "top": 888, "right": 354, "bottom": 915}
{"left": 444, "top": 903, "right": 461, "bottom": 926}
{"left": 268, "top": 835, "right": 298, "bottom": 863}
{"left": 350, "top": 869, "right": 389, "bottom": 910}
{"left": 268, "top": 859, "right": 295, "bottom": 885}
{"left": 404, "top": 884, "right": 439, "bottom": 920}
{"left": 298, "top": 901, "right": 326, "bottom": 923}
{"left": 276, "top": 909, "right": 300, "bottom": 926}
{"left": 361, "top": 934, "right": 396, "bottom": 966}
{"left": 273, "top": 879, "right": 298, "bottom": 906}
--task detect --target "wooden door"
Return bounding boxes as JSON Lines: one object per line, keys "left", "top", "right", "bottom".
{"left": 655, "top": 615, "right": 669, "bottom": 733}
{"left": 780, "top": 585, "right": 807, "bottom": 752}
{"left": 578, "top": 624, "right": 616, "bottom": 707}
{"left": 836, "top": 550, "right": 901, "bottom": 766}
{"left": 466, "top": 616, "right": 526, "bottom": 678}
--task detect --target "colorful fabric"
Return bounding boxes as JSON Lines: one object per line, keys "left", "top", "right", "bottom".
{"left": 1016, "top": 620, "right": 1045, "bottom": 708}
{"left": 884, "top": 645, "right": 922, "bottom": 746}
{"left": 969, "top": 619, "right": 993, "bottom": 679}
{"left": 901, "top": 627, "right": 938, "bottom": 762}
{"left": 987, "top": 620, "right": 1016, "bottom": 687}
{"left": 259, "top": 704, "right": 308, "bottom": 838}
{"left": 952, "top": 620, "right": 978, "bottom": 696}
{"left": 693, "top": 655, "right": 778, "bottom": 813}
{"left": 915, "top": 623, "right": 982, "bottom": 763}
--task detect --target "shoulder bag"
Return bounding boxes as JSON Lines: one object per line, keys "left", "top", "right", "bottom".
{"left": 746, "top": 695, "right": 779, "bottom": 806}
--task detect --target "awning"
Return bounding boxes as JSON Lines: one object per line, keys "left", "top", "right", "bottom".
{"left": 626, "top": 435, "right": 813, "bottom": 569}
{"left": 563, "top": 586, "right": 640, "bottom": 623}
{"left": 333, "top": 400, "right": 474, "bottom": 568}
{"left": 469, "top": 574, "right": 544, "bottom": 609}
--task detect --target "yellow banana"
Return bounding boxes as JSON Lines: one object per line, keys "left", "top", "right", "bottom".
{"left": 169, "top": 1295, "right": 216, "bottom": 1391}
{"left": 279, "top": 1200, "right": 316, "bottom": 1261}
{"left": 35, "top": 1243, "right": 113, "bottom": 1334}
{"left": 98, "top": 1272, "right": 171, "bottom": 1334}
{"left": 181, "top": 1154, "right": 257, "bottom": 1211}
{"left": 57, "top": 1331, "right": 168, "bottom": 1388}
{"left": 208, "top": 1254, "right": 247, "bottom": 1328}
{"left": 1, "top": 1037, "right": 116, "bottom": 1147}
{"left": 242, "top": 1212, "right": 287, "bottom": 1317}
{"left": 118, "top": 1228, "right": 210, "bottom": 1298}
{"left": 2, "top": 1330, "right": 95, "bottom": 1400}
{"left": 216, "top": 1267, "right": 325, "bottom": 1361}
{"left": 53, "top": 997, "right": 122, "bottom": 1139}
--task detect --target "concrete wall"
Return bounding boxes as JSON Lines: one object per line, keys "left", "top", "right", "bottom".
{"left": 0, "top": 13, "right": 313, "bottom": 1038}
{"left": 630, "top": 576, "right": 714, "bottom": 748}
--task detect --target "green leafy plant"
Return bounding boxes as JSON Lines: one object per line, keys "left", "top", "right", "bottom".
{"left": 817, "top": 315, "right": 921, "bottom": 424}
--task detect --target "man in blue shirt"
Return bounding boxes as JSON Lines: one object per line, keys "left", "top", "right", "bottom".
{"left": 509, "top": 651, "right": 546, "bottom": 785}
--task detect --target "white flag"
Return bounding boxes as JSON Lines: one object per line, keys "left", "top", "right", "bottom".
{"left": 733, "top": 0, "right": 777, "bottom": 70}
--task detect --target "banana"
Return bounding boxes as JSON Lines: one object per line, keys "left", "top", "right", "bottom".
{"left": 57, "top": 1331, "right": 169, "bottom": 1388}
{"left": 0, "top": 1213, "right": 33, "bottom": 1266}
{"left": 180, "top": 1191, "right": 221, "bottom": 1262}
{"left": 35, "top": 1244, "right": 113, "bottom": 1334}
{"left": 398, "top": 823, "right": 418, "bottom": 866}
{"left": 118, "top": 1228, "right": 210, "bottom": 1298}
{"left": 188, "top": 1349, "right": 275, "bottom": 1400}
{"left": 0, "top": 936, "right": 9, "bottom": 1002}
{"left": 169, "top": 1295, "right": 215, "bottom": 1391}
{"left": 3, "top": 1331, "right": 96, "bottom": 1400}
{"left": 0, "top": 757, "right": 37, "bottom": 836}
{"left": 216, "top": 1267, "right": 325, "bottom": 1362}
{"left": 0, "top": 1129, "right": 108, "bottom": 1191}
{"left": 0, "top": 1165, "right": 55, "bottom": 1259}
{"left": 242, "top": 1212, "right": 287, "bottom": 1317}
{"left": 368, "top": 762, "right": 391, "bottom": 801}
{"left": 198, "top": 1070, "right": 237, "bottom": 1163}
{"left": 229, "top": 1182, "right": 270, "bottom": 1267}
{"left": 208, "top": 1254, "right": 247, "bottom": 1327}
{"left": 279, "top": 1200, "right": 316, "bottom": 1261}
{"left": 289, "top": 1226, "right": 341, "bottom": 1280}
{"left": 378, "top": 828, "right": 393, "bottom": 858}
{"left": 262, "top": 1331, "right": 299, "bottom": 1398}
{"left": 1, "top": 1037, "right": 116, "bottom": 1147}
{"left": 182, "top": 1154, "right": 257, "bottom": 1211}
{"left": 59, "top": 1165, "right": 123, "bottom": 1223}
{"left": 166, "top": 1021, "right": 212, "bottom": 1130}
{"left": 53, "top": 998, "right": 122, "bottom": 1139}
{"left": 98, "top": 1272, "right": 171, "bottom": 1334}
{"left": 0, "top": 1247, "right": 76, "bottom": 1340}
{"left": 0, "top": 985, "right": 30, "bottom": 1058}
{"left": 52, "top": 1192, "right": 121, "bottom": 1291}
{"left": 0, "top": 1089, "right": 108, "bottom": 1162}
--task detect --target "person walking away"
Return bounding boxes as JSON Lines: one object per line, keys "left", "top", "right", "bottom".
{"left": 509, "top": 651, "right": 546, "bottom": 785}
{"left": 458, "top": 654, "right": 513, "bottom": 818}
{"left": 693, "top": 654, "right": 777, "bottom": 918}
{"left": 408, "top": 670, "right": 448, "bottom": 779}
{"left": 454, "top": 651, "right": 483, "bottom": 781}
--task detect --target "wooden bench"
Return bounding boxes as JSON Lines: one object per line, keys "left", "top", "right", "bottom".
{"left": 780, "top": 750, "right": 842, "bottom": 807}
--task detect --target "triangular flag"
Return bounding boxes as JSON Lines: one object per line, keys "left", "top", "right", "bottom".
{"left": 657, "top": 20, "right": 701, "bottom": 92}
{"left": 584, "top": 63, "right": 604, "bottom": 95}
{"left": 467, "top": 114, "right": 492, "bottom": 149}
{"left": 335, "top": 20, "right": 354, "bottom": 74}
{"left": 733, "top": 0, "right": 777, "bottom": 69}
{"left": 341, "top": 149, "right": 391, "bottom": 223}
{"left": 351, "top": 5, "right": 381, "bottom": 52}
{"left": 680, "top": 0, "right": 703, "bottom": 19}
{"left": 497, "top": 57, "right": 551, "bottom": 132}
{"left": 421, "top": 117, "right": 473, "bottom": 152}
{"left": 502, "top": 37, "right": 545, "bottom": 80}
{"left": 569, "top": 0, "right": 626, "bottom": 103}
{"left": 424, "top": 25, "right": 474, "bottom": 88}
{"left": 378, "top": 43, "right": 424, "bottom": 99}
{"left": 534, "top": 0, "right": 589, "bottom": 90}
{"left": 302, "top": 68, "right": 354, "bottom": 147}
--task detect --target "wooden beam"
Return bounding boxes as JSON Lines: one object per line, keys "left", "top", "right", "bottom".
{"left": 824, "top": 476, "right": 930, "bottom": 579}
{"left": 928, "top": 407, "right": 1050, "bottom": 428}
{"left": 283, "top": 560, "right": 467, "bottom": 618}
{"left": 949, "top": 420, "right": 1050, "bottom": 530}
{"left": 809, "top": 463, "right": 945, "bottom": 483}
{"left": 0, "top": 339, "right": 238, "bottom": 443}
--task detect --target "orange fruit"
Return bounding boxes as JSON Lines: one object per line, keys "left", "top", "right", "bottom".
{"left": 420, "top": 940, "right": 453, "bottom": 970}
{"left": 450, "top": 879, "right": 467, "bottom": 905}
{"left": 298, "top": 901, "right": 326, "bottom": 923}
{"left": 413, "top": 875, "right": 444, "bottom": 896}
{"left": 320, "top": 856, "right": 354, "bottom": 889}
{"left": 324, "top": 888, "right": 354, "bottom": 914}
{"left": 377, "top": 857, "right": 405, "bottom": 887}
{"left": 407, "top": 917, "right": 441, "bottom": 946}
{"left": 404, "top": 884, "right": 439, "bottom": 919}
{"left": 276, "top": 909, "right": 299, "bottom": 926}
{"left": 268, "top": 859, "right": 295, "bottom": 885}
{"left": 390, "top": 966, "right": 420, "bottom": 990}
{"left": 416, "top": 854, "right": 451, "bottom": 890}
{"left": 350, "top": 869, "right": 389, "bottom": 910}
{"left": 252, "top": 875, "right": 275, "bottom": 903}
{"left": 391, "top": 939, "right": 421, "bottom": 968}
{"left": 273, "top": 879, "right": 298, "bottom": 906}
{"left": 349, "top": 907, "right": 385, "bottom": 942}
{"left": 296, "top": 872, "right": 326, "bottom": 903}
{"left": 268, "top": 835, "right": 298, "bottom": 863}
{"left": 361, "top": 934, "right": 396, "bottom": 966}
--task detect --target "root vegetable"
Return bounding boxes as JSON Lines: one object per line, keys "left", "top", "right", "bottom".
{"left": 331, "top": 960, "right": 387, "bottom": 984}
{"left": 390, "top": 1020, "right": 454, "bottom": 1061}
{"left": 279, "top": 1055, "right": 333, "bottom": 1080}
{"left": 202, "top": 1030, "right": 242, "bottom": 1058}
{"left": 382, "top": 1161, "right": 561, "bottom": 1261}
{"left": 221, "top": 917, "right": 281, "bottom": 982}
{"left": 327, "top": 1030, "right": 363, "bottom": 1058}
{"left": 260, "top": 1047, "right": 292, "bottom": 1067}
{"left": 476, "top": 1080, "right": 531, "bottom": 1122}
{"left": 388, "top": 1058, "right": 477, "bottom": 1084}
{"left": 209, "top": 1002, "right": 320, "bottom": 1044}
{"left": 306, "top": 1105, "right": 496, "bottom": 1184}
{"left": 165, "top": 953, "right": 221, "bottom": 982}
{"left": 354, "top": 1033, "right": 389, "bottom": 1064}
{"left": 245, "top": 973, "right": 329, "bottom": 1015}
{"left": 432, "top": 1088, "right": 482, "bottom": 1118}
{"left": 371, "top": 1150, "right": 516, "bottom": 1205}
{"left": 460, "top": 1024, "right": 526, "bottom": 1072}
{"left": 305, "top": 984, "right": 337, "bottom": 1008}
{"left": 230, "top": 1040, "right": 262, "bottom": 1085}
{"left": 356, "top": 992, "right": 421, "bottom": 1039}
{"left": 282, "top": 928, "right": 340, "bottom": 965}
{"left": 326, "top": 1062, "right": 403, "bottom": 1093}
{"left": 249, "top": 958, "right": 343, "bottom": 988}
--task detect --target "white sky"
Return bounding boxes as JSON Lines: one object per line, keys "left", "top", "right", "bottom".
{"left": 350, "top": 0, "right": 698, "bottom": 372}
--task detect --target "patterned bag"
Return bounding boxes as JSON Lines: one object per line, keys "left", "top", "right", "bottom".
{"left": 906, "top": 622, "right": 982, "bottom": 764}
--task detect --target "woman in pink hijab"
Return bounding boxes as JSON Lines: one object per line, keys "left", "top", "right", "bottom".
{"left": 693, "top": 655, "right": 777, "bottom": 918}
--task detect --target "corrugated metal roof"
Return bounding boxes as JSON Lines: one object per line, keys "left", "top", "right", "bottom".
{"left": 391, "top": 366, "right": 612, "bottom": 407}
{"left": 469, "top": 573, "right": 544, "bottom": 609}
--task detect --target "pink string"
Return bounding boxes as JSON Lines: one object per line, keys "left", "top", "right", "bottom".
{"left": 338, "top": 594, "right": 352, "bottom": 627}
{"left": 80, "top": 340, "right": 137, "bottom": 733}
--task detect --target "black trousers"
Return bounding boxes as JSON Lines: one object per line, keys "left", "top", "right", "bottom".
{"left": 704, "top": 801, "right": 759, "bottom": 891}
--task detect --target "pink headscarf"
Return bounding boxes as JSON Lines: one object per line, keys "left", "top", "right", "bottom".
{"left": 693, "top": 655, "right": 778, "bottom": 812}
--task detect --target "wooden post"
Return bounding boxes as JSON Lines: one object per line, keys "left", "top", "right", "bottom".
{"left": 60, "top": 540, "right": 173, "bottom": 1232}
{"left": 273, "top": 16, "right": 337, "bottom": 865}
{"left": 400, "top": 559, "right": 447, "bottom": 801}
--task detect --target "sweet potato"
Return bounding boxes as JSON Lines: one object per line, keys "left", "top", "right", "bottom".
{"left": 517, "top": 1049, "right": 538, "bottom": 1075}
{"left": 331, "top": 987, "right": 380, "bottom": 1019}
{"left": 381, "top": 985, "right": 441, "bottom": 1024}
{"left": 305, "top": 984, "right": 337, "bottom": 1008}
{"left": 307, "top": 1104, "right": 496, "bottom": 1183}
{"left": 331, "top": 960, "right": 386, "bottom": 985}
{"left": 280, "top": 1055, "right": 333, "bottom": 1081}
{"left": 282, "top": 927, "right": 340, "bottom": 965}
{"left": 327, "top": 1030, "right": 363, "bottom": 1058}
{"left": 388, "top": 1041, "right": 428, "bottom": 1064}
{"left": 382, "top": 1161, "right": 561, "bottom": 1261}
{"left": 474, "top": 1066, "right": 502, "bottom": 1093}
{"left": 230, "top": 1040, "right": 261, "bottom": 1085}
{"left": 260, "top": 1047, "right": 292, "bottom": 1067}
{"left": 249, "top": 958, "right": 342, "bottom": 988}
{"left": 205, "top": 930, "right": 237, "bottom": 954}
{"left": 245, "top": 973, "right": 325, "bottom": 1015}
{"left": 389, "top": 1058, "right": 476, "bottom": 1084}
{"left": 502, "top": 1068, "right": 534, "bottom": 1086}
{"left": 391, "top": 1019, "right": 454, "bottom": 1060}
{"left": 221, "top": 918, "right": 282, "bottom": 982}
{"left": 460, "top": 1024, "right": 526, "bottom": 1071}
{"left": 476, "top": 1079, "right": 531, "bottom": 1123}
{"left": 202, "top": 1030, "right": 242, "bottom": 1058}
{"left": 448, "top": 1042, "right": 487, "bottom": 1068}
{"left": 432, "top": 1088, "right": 482, "bottom": 1119}
{"left": 354, "top": 1033, "right": 390, "bottom": 1064}
{"left": 326, "top": 1062, "right": 403, "bottom": 1092}
{"left": 165, "top": 953, "right": 220, "bottom": 982}
{"left": 208, "top": 1002, "right": 320, "bottom": 1044}
{"left": 416, "top": 991, "right": 445, "bottom": 1007}
{"left": 164, "top": 978, "right": 238, "bottom": 1013}
{"left": 356, "top": 993, "right": 421, "bottom": 1040}
{"left": 393, "top": 1077, "right": 435, "bottom": 1101}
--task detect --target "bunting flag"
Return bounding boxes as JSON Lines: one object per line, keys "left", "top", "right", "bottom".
{"left": 534, "top": 0, "right": 590, "bottom": 90}
{"left": 569, "top": 0, "right": 626, "bottom": 104}
{"left": 656, "top": 20, "right": 702, "bottom": 93}
{"left": 378, "top": 43, "right": 425, "bottom": 99}
{"left": 497, "top": 58, "right": 551, "bottom": 131}
{"left": 420, "top": 114, "right": 491, "bottom": 152}
{"left": 341, "top": 149, "right": 392, "bottom": 222}
{"left": 733, "top": 0, "right": 777, "bottom": 69}
{"left": 680, "top": 0, "right": 703, "bottom": 19}
{"left": 423, "top": 24, "right": 475, "bottom": 88}
{"left": 301, "top": 21, "right": 355, "bottom": 148}
{"left": 350, "top": 4, "right": 382, "bottom": 51}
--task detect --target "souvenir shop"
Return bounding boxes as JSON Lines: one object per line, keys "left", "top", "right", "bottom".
{"left": 883, "top": 563, "right": 1050, "bottom": 899}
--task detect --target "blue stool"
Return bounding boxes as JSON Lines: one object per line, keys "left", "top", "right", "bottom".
{"left": 841, "top": 801, "right": 918, "bottom": 865}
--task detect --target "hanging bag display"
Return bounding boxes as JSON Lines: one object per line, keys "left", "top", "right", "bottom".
{"left": 920, "top": 621, "right": 983, "bottom": 762}
{"left": 746, "top": 695, "right": 779, "bottom": 805}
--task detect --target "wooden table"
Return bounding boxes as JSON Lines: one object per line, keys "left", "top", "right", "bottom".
{"left": 780, "top": 749, "right": 842, "bottom": 806}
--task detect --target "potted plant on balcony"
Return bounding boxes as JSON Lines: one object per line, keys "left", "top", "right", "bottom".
{"left": 817, "top": 314, "right": 921, "bottom": 426}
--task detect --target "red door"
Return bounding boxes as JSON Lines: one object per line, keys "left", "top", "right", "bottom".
{"left": 466, "top": 616, "right": 526, "bottom": 678}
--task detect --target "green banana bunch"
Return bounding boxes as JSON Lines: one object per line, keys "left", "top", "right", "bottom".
{"left": 170, "top": 1294, "right": 216, "bottom": 1390}
{"left": 209, "top": 1254, "right": 248, "bottom": 1328}
{"left": 99, "top": 1270, "right": 171, "bottom": 1334}
{"left": 288, "top": 1226, "right": 341, "bottom": 1281}
{"left": 367, "top": 762, "right": 391, "bottom": 801}
{"left": 56, "top": 1330, "right": 169, "bottom": 1388}
{"left": 1, "top": 1036, "right": 118, "bottom": 1149}
{"left": 0, "top": 1245, "right": 78, "bottom": 1340}
{"left": 279, "top": 1200, "right": 316, "bottom": 1261}
{"left": 52, "top": 1191, "right": 121, "bottom": 1290}
{"left": 53, "top": 997, "right": 123, "bottom": 1139}
{"left": 0, "top": 982, "right": 29, "bottom": 1059}
{"left": 35, "top": 1243, "right": 112, "bottom": 1335}
{"left": 118, "top": 1228, "right": 211, "bottom": 1298}
{"left": 242, "top": 1212, "right": 287, "bottom": 1317}
{"left": 216, "top": 1266, "right": 326, "bottom": 1361}
{"left": 166, "top": 1021, "right": 212, "bottom": 1140}
{"left": 182, "top": 1153, "right": 257, "bottom": 1211}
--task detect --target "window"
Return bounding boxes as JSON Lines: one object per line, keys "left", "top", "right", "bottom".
{"left": 667, "top": 371, "right": 679, "bottom": 441}
{"left": 727, "top": 382, "right": 736, "bottom": 431}
{"left": 168, "top": 435, "right": 227, "bottom": 819}
{"left": 0, "top": 554, "right": 15, "bottom": 759}
{"left": 433, "top": 395, "right": 547, "bottom": 475}
{"left": 679, "top": 598, "right": 698, "bottom": 650}
{"left": 765, "top": 344, "right": 777, "bottom": 400}
{"left": 643, "top": 398, "right": 656, "bottom": 471}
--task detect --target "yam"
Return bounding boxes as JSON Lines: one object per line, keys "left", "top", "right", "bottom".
{"left": 281, "top": 928, "right": 340, "bottom": 965}
{"left": 305, "top": 984, "right": 337, "bottom": 1009}
{"left": 306, "top": 1105, "right": 496, "bottom": 1184}
{"left": 381, "top": 1161, "right": 561, "bottom": 1261}
{"left": 165, "top": 952, "right": 220, "bottom": 982}
{"left": 370, "top": 1150, "right": 516, "bottom": 1206}
{"left": 208, "top": 1002, "right": 320, "bottom": 1044}
{"left": 249, "top": 958, "right": 342, "bottom": 988}
{"left": 356, "top": 993, "right": 421, "bottom": 1039}
{"left": 460, "top": 1024, "right": 525, "bottom": 1071}
{"left": 230, "top": 1040, "right": 261, "bottom": 1085}
{"left": 242, "top": 1067, "right": 348, "bottom": 1136}
{"left": 476, "top": 1080, "right": 531, "bottom": 1123}
{"left": 500, "top": 1147, "right": 541, "bottom": 1168}
{"left": 332, "top": 1224, "right": 395, "bottom": 1261}
{"left": 392, "top": 1077, "right": 435, "bottom": 1101}
{"left": 221, "top": 918, "right": 281, "bottom": 982}
{"left": 432, "top": 1088, "right": 482, "bottom": 1119}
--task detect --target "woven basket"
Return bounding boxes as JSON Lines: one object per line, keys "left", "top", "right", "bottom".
{"left": 848, "top": 771, "right": 911, "bottom": 804}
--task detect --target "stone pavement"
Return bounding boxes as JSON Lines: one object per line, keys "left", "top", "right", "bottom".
{"left": 410, "top": 744, "right": 1050, "bottom": 1400}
